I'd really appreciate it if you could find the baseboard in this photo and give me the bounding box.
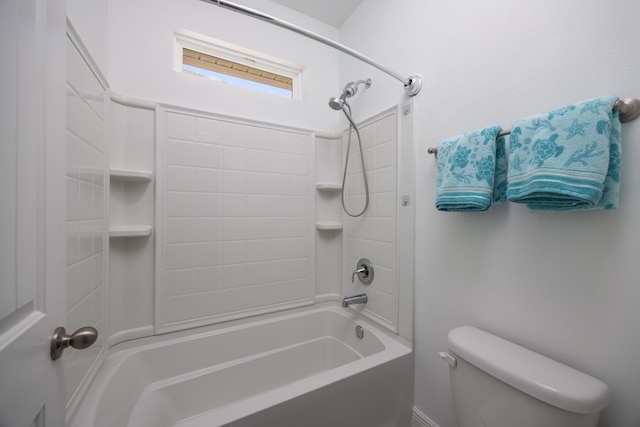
[412,407,440,427]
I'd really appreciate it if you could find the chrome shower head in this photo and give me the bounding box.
[328,78,371,111]
[329,94,347,110]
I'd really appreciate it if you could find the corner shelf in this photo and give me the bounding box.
[109,169,153,239]
[110,169,153,182]
[109,225,153,238]
[316,182,342,232]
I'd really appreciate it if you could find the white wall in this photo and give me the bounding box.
[341,1,640,426]
[66,0,108,72]
[108,0,341,133]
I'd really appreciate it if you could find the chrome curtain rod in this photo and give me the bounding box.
[201,0,423,97]
[427,98,640,156]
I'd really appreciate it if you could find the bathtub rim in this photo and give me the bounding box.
[67,301,412,427]
[110,301,410,355]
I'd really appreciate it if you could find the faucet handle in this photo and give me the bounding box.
[351,258,374,285]
[351,266,366,283]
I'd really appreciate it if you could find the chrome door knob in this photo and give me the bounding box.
[50,326,98,360]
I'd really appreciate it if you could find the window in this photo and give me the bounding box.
[175,29,303,99]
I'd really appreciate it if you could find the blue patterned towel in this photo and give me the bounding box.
[494,134,508,204]
[507,97,622,211]
[436,126,503,212]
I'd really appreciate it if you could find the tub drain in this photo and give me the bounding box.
[355,325,364,339]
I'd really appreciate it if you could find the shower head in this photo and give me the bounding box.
[329,94,348,110]
[328,78,371,111]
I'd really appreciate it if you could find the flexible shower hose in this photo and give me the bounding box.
[340,102,369,217]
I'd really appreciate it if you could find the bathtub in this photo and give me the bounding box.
[68,303,414,427]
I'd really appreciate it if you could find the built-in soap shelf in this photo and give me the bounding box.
[110,168,153,182]
[316,183,342,192]
[109,225,153,238]
[315,222,343,231]
[109,169,153,238]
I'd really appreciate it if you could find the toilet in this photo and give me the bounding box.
[440,326,611,427]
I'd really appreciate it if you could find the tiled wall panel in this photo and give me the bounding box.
[344,110,398,330]
[157,109,314,332]
[65,36,107,404]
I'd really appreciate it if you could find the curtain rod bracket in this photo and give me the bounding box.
[405,75,423,97]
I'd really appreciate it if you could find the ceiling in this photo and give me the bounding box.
[271,0,364,28]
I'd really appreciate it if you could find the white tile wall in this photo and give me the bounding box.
[344,111,398,329]
[158,110,314,331]
[65,36,107,404]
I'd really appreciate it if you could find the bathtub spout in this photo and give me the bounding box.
[342,293,368,307]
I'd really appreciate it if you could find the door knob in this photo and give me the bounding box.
[50,326,98,360]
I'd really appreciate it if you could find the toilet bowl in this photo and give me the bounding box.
[440,326,610,427]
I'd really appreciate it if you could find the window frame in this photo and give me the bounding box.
[174,29,304,100]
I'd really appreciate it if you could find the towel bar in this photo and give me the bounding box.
[427,98,640,157]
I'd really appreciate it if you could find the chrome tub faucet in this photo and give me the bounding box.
[342,293,368,307]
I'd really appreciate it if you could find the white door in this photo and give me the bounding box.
[0,0,68,425]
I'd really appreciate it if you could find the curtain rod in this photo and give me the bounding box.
[427,98,640,156]
[201,0,423,97]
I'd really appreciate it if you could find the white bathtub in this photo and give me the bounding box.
[68,303,414,427]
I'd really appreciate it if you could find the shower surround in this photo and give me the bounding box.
[65,4,415,422]
[156,107,315,331]
[68,91,415,425]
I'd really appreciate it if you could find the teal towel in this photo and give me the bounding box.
[436,126,503,212]
[507,97,622,211]
[494,134,508,204]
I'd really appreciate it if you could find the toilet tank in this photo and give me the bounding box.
[443,326,610,427]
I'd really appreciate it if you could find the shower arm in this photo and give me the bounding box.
[201,0,423,97]
[343,79,372,98]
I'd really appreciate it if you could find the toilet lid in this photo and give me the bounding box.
[448,326,610,414]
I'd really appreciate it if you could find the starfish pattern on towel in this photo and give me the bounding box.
[580,98,611,115]
[563,119,589,139]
